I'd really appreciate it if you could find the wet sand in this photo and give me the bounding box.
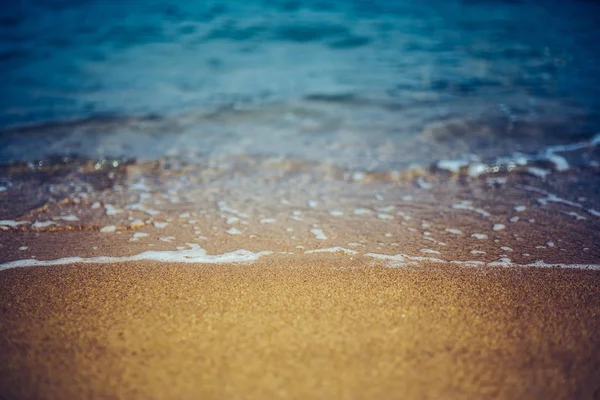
[1,256,600,400]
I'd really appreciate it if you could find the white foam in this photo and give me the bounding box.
[352,171,366,182]
[153,221,168,229]
[100,225,116,233]
[420,249,441,255]
[126,203,160,216]
[0,220,29,228]
[53,214,80,222]
[527,167,551,178]
[470,250,486,255]
[500,246,513,252]
[545,154,570,171]
[259,218,276,224]
[365,252,445,267]
[32,221,57,229]
[133,232,149,239]
[104,204,123,216]
[0,243,271,271]
[563,212,586,220]
[365,252,600,270]
[471,233,487,240]
[467,163,488,178]
[445,228,463,235]
[311,228,327,240]
[0,186,7,192]
[493,224,505,231]
[514,205,527,212]
[226,216,240,224]
[509,216,520,223]
[329,210,343,216]
[452,200,490,217]
[437,159,468,173]
[517,185,600,217]
[307,200,318,208]
[217,201,248,218]
[353,208,371,215]
[226,228,242,235]
[305,247,358,255]
[130,181,151,191]
[377,213,393,220]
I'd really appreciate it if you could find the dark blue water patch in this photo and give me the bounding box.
[328,35,371,49]
[204,23,266,41]
[272,23,350,43]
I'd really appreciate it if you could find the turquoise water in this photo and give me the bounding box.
[1,0,599,166]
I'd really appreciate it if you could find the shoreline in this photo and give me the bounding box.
[1,259,600,399]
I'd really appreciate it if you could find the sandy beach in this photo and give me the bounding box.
[2,1,600,398]
[1,256,600,400]
[1,153,600,399]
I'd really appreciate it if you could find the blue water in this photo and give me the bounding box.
[1,0,599,165]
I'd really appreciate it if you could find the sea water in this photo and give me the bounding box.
[1,0,600,165]
[0,0,599,268]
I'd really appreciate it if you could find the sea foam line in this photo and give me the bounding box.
[365,253,600,270]
[0,243,271,271]
[1,245,599,272]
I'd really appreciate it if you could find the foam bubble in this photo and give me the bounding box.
[311,229,328,240]
[353,208,371,215]
[105,204,123,216]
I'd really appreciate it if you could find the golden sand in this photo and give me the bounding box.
[1,257,599,399]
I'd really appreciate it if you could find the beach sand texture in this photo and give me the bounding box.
[1,260,600,400]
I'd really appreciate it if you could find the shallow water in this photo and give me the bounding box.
[1,0,600,267]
